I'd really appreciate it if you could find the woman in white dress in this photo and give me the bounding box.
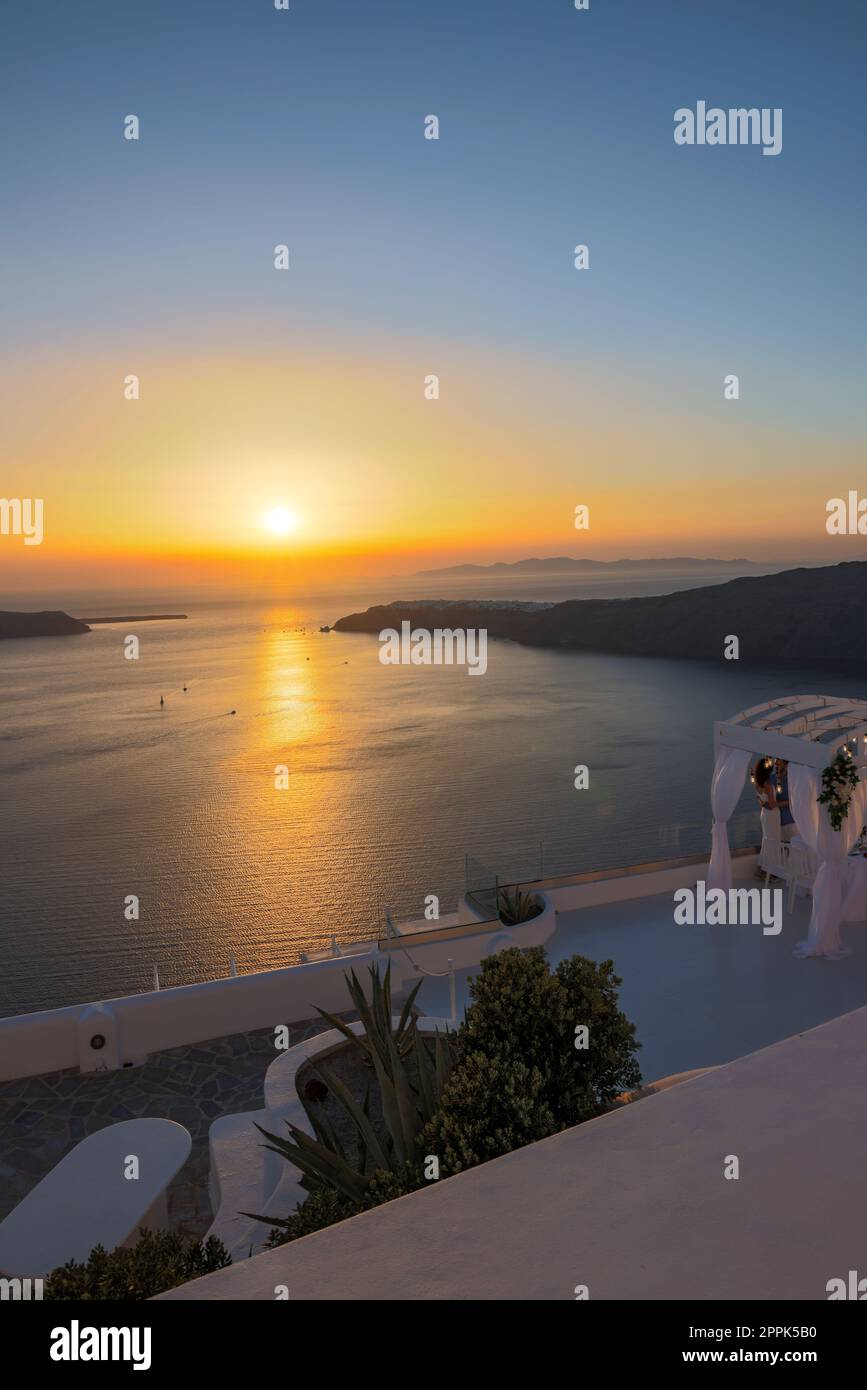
[754,758,781,842]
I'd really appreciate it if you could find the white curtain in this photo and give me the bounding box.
[789,763,867,959]
[707,748,752,893]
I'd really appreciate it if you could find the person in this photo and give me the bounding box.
[754,758,781,843]
[773,759,795,842]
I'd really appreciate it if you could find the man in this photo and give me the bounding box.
[774,759,796,842]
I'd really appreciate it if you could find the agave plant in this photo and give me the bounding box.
[313,960,421,1065]
[496,886,543,926]
[248,962,455,1209]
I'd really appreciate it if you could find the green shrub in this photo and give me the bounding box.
[44,1229,231,1301]
[420,1051,556,1172]
[424,947,641,1174]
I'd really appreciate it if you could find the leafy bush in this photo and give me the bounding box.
[422,947,641,1173]
[44,1229,231,1301]
[420,1051,556,1173]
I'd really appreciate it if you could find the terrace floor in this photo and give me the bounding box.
[413,883,867,1083]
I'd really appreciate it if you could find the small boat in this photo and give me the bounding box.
[319,625,330,633]
[160,696,164,707]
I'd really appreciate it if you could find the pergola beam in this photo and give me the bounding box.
[715,721,833,769]
[717,695,867,768]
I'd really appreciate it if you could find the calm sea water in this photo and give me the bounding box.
[1,569,860,1017]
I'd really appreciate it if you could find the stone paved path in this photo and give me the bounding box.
[0,1015,336,1249]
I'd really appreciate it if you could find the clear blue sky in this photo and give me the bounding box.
[2,1,865,451]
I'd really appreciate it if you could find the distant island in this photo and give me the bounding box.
[0,611,187,640]
[415,555,767,577]
[81,614,188,624]
[334,562,867,666]
[0,611,90,640]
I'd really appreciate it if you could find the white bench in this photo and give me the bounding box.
[0,1118,192,1278]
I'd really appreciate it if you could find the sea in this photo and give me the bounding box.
[1,563,862,1017]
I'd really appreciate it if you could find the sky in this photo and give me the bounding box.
[1,0,866,594]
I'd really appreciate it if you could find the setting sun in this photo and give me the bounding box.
[263,505,299,537]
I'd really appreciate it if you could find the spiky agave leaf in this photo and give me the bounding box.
[363,1039,410,1168]
[302,1091,350,1164]
[409,1030,453,1177]
[363,962,396,1064]
[254,1121,369,1203]
[384,1024,421,1151]
[313,1000,374,1064]
[305,1060,394,1174]
[394,974,425,1054]
[356,1080,372,1176]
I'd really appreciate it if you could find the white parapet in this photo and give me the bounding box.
[0,950,387,1084]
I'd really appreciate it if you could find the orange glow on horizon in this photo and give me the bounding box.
[1,342,861,593]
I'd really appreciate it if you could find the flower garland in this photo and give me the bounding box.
[818,750,860,831]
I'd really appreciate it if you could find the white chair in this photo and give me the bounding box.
[759,836,789,886]
[786,841,819,911]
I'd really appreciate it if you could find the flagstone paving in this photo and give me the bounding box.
[0,1015,344,1247]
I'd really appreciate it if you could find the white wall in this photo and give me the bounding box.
[0,951,387,1084]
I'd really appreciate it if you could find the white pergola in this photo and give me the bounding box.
[709,695,867,960]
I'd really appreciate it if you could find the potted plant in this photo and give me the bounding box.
[496,886,543,926]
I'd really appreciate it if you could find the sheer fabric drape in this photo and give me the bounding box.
[789,764,867,959]
[707,748,752,893]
